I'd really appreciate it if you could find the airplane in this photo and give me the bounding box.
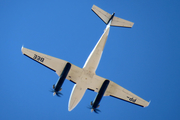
[21,5,149,113]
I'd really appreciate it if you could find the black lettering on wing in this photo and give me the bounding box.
[33,54,37,59]
[40,58,44,62]
[127,96,137,103]
[37,56,41,61]
[33,54,44,63]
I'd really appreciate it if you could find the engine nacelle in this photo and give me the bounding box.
[52,62,71,96]
[90,80,110,113]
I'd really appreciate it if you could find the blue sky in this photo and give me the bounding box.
[1,0,180,120]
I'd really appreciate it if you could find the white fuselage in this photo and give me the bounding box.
[68,21,111,111]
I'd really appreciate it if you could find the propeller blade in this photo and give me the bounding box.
[49,89,63,97]
[56,91,63,97]
[87,105,101,114]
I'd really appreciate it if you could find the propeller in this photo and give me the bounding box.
[50,89,63,97]
[88,101,101,114]
[88,106,101,114]
[50,87,63,97]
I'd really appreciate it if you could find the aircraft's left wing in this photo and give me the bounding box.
[21,47,82,83]
[89,75,149,107]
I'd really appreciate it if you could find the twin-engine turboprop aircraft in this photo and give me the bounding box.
[21,5,149,113]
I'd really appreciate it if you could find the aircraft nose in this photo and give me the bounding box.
[68,95,79,111]
[68,103,74,111]
[68,84,87,111]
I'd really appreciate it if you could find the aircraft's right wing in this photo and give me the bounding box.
[21,47,82,83]
[89,75,149,107]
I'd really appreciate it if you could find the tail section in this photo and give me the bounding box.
[91,5,134,28]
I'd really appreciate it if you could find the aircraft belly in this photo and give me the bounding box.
[83,27,110,73]
[68,83,87,111]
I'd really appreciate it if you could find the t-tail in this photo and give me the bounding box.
[91,5,134,28]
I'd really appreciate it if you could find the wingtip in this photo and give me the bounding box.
[148,100,151,106]
[144,100,151,108]
[21,45,24,51]
[21,45,24,54]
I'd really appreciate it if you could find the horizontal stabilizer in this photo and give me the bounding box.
[111,16,134,28]
[91,5,112,24]
[91,5,134,28]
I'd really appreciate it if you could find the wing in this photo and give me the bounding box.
[88,75,149,107]
[21,47,82,83]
